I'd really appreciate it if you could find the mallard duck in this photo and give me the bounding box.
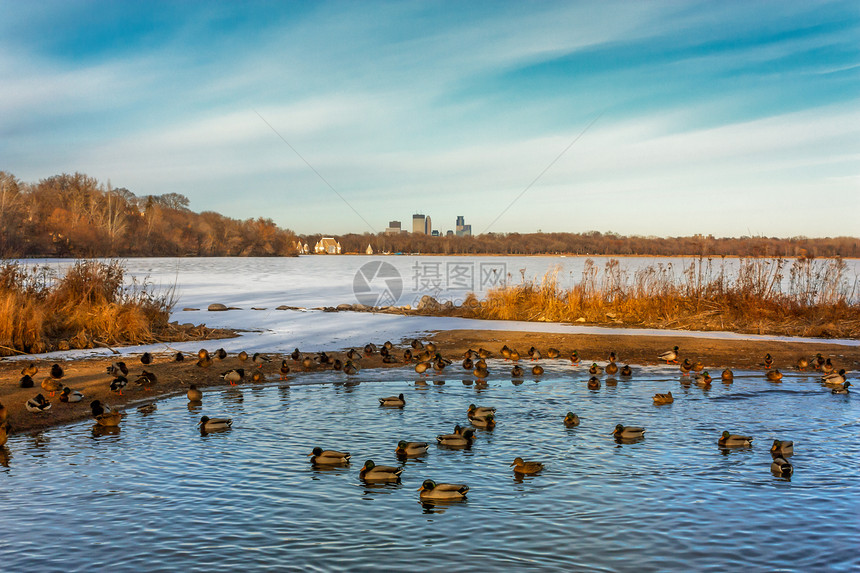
[473,366,489,379]
[569,350,580,364]
[653,392,674,404]
[831,381,851,394]
[563,412,580,427]
[332,359,343,371]
[19,375,34,388]
[721,369,734,381]
[95,410,122,427]
[433,359,447,373]
[530,348,542,361]
[500,345,512,359]
[718,431,753,447]
[107,361,128,376]
[402,349,413,362]
[309,447,350,464]
[821,369,846,386]
[344,361,359,375]
[546,348,560,359]
[511,365,524,377]
[822,359,836,375]
[418,479,468,501]
[659,346,679,364]
[21,362,38,377]
[26,394,51,413]
[605,362,618,375]
[395,441,429,457]
[814,353,825,369]
[415,361,430,375]
[252,353,271,368]
[612,424,645,439]
[359,459,403,481]
[301,356,313,370]
[383,340,393,351]
[59,387,83,403]
[198,416,232,432]
[198,348,210,361]
[173,351,185,362]
[588,363,603,375]
[468,404,496,418]
[410,339,424,350]
[679,359,693,375]
[425,342,437,353]
[474,357,487,369]
[437,428,475,447]
[587,377,600,390]
[251,371,264,382]
[137,403,157,414]
[278,360,291,379]
[620,365,632,377]
[110,375,128,394]
[694,371,712,386]
[140,352,152,365]
[766,370,783,382]
[692,361,704,373]
[220,369,245,385]
[187,384,203,401]
[379,393,405,407]
[41,377,63,396]
[532,365,544,376]
[763,353,774,369]
[462,357,474,370]
[510,457,544,474]
[214,348,227,360]
[770,439,794,457]
[364,343,377,356]
[50,363,64,380]
[771,456,793,477]
[795,357,808,370]
[509,349,521,362]
[197,355,212,368]
[477,348,492,359]
[237,350,249,362]
[471,413,495,429]
[135,370,157,388]
[90,400,112,417]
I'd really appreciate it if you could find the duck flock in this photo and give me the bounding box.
[0,341,852,497]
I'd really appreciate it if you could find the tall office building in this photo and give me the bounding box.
[455,215,472,236]
[385,220,402,235]
[412,214,426,234]
[425,215,432,235]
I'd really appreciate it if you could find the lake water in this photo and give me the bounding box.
[2,362,858,571]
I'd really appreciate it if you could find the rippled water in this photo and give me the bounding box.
[2,364,858,572]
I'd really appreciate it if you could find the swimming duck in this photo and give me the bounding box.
[138,403,157,414]
[510,457,544,474]
[679,359,693,376]
[309,447,350,465]
[471,413,495,429]
[415,361,430,375]
[821,369,846,386]
[140,352,152,365]
[612,424,645,439]
[238,351,249,362]
[214,348,227,360]
[763,353,774,369]
[220,369,245,386]
[721,369,734,381]
[359,459,403,482]
[605,362,618,375]
[462,357,474,370]
[95,410,122,427]
[766,370,783,382]
[795,357,808,370]
[694,371,712,386]
[279,360,291,379]
[395,441,429,457]
[59,387,84,403]
[437,428,475,447]
[379,393,405,407]
[19,375,34,388]
[563,412,580,427]
[770,440,794,457]
[569,351,580,365]
[653,392,674,404]
[831,381,851,394]
[198,416,232,432]
[467,404,496,418]
[50,363,64,380]
[252,353,271,368]
[173,352,185,362]
[418,479,469,501]
[771,456,793,477]
[473,366,489,379]
[588,363,603,375]
[659,346,679,364]
[21,362,38,377]
[511,365,524,377]
[187,384,203,401]
[474,358,487,369]
[251,371,264,382]
[26,394,51,413]
[532,365,544,376]
[587,377,600,390]
[620,365,632,377]
[41,377,63,396]
[718,431,753,447]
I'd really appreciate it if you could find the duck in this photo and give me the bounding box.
[679,359,693,376]
[620,365,632,377]
[766,370,783,382]
[309,447,350,465]
[140,352,152,365]
[395,441,429,457]
[364,343,377,357]
[40,376,64,396]
[612,424,645,439]
[653,392,674,404]
[771,456,793,477]
[0,423,7,447]
[718,431,753,447]
[332,359,343,371]
[588,363,603,375]
[763,353,774,369]
[359,459,403,481]
[252,353,271,368]
[187,384,203,401]
[59,387,84,403]
[251,371,265,383]
[437,428,475,447]
[721,369,734,382]
[530,348,542,361]
[694,371,712,386]
[511,365,524,377]
[473,365,489,379]
[814,353,826,369]
[691,361,704,373]
[500,345,512,360]
[21,362,38,377]
[301,356,313,370]
[795,357,808,370]
[418,479,469,501]
[198,416,232,432]
[478,348,492,359]
[509,349,521,362]
[831,381,851,394]
[198,348,210,361]
[214,348,227,360]
[770,440,794,457]
[95,410,122,427]
[563,412,580,427]
[238,350,249,362]
[467,404,496,418]
[569,351,580,365]
[587,377,600,390]
[220,369,245,386]
[546,348,560,359]
[659,346,679,364]
[821,369,846,386]
[343,361,359,375]
[26,394,51,413]
[402,349,413,362]
[605,362,618,375]
[462,357,474,370]
[379,393,405,407]
[279,360,291,379]
[608,351,617,363]
[173,352,185,362]
[196,354,212,368]
[137,403,157,414]
[471,413,495,429]
[414,361,430,375]
[19,374,35,388]
[822,359,835,375]
[532,365,544,376]
[510,457,544,475]
[109,375,128,395]
[433,359,447,373]
[50,363,64,380]
[90,400,112,417]
[135,370,157,389]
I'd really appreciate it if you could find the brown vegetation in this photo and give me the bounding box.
[458,257,860,338]
[0,171,298,257]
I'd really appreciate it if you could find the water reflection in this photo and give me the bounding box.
[91,425,121,438]
[186,400,203,412]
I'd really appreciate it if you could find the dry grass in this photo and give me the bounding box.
[462,257,860,338]
[0,260,177,355]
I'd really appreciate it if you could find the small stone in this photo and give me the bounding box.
[208,303,228,311]
[575,317,586,323]
[182,307,200,311]
[336,303,352,311]
[251,307,267,311]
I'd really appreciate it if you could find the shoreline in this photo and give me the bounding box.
[2,328,856,437]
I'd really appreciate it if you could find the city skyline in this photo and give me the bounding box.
[1,1,858,238]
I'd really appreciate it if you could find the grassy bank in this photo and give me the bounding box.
[461,257,860,338]
[0,260,185,356]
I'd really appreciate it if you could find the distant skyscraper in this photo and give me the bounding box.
[412,214,426,234]
[455,215,472,237]
[385,220,402,235]
[425,215,432,235]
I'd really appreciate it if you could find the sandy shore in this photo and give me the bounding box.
[2,329,856,436]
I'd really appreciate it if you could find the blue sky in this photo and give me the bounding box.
[1,1,858,237]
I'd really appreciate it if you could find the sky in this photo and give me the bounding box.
[1,1,858,238]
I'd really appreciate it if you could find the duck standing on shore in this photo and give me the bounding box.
[659,346,679,364]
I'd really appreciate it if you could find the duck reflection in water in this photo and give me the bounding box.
[187,400,203,413]
[91,425,121,438]
[0,446,10,468]
[223,388,244,407]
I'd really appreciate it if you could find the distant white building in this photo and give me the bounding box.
[314,237,342,254]
[366,244,374,255]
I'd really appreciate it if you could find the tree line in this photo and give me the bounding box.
[0,171,299,257]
